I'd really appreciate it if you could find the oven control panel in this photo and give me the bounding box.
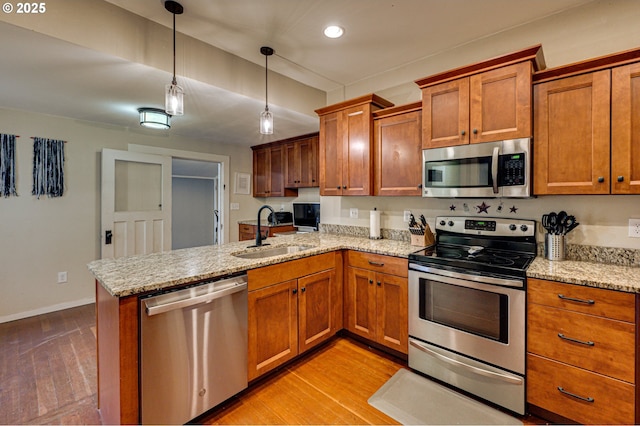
[436,216,535,237]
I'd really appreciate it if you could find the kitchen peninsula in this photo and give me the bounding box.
[89,230,640,425]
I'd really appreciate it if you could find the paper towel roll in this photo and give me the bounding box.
[370,209,381,239]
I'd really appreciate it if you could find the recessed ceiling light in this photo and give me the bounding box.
[323,25,344,39]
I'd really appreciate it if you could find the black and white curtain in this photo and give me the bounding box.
[0,133,18,197]
[32,137,65,198]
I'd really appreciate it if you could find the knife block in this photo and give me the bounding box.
[409,225,435,247]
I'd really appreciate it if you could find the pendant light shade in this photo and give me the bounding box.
[138,108,171,129]
[164,1,184,116]
[260,46,274,135]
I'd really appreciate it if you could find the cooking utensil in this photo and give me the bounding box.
[556,211,567,235]
[542,212,558,234]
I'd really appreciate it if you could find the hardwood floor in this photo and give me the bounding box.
[0,304,100,425]
[1,304,547,425]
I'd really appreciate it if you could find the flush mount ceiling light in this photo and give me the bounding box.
[164,0,184,116]
[138,108,171,129]
[323,25,344,38]
[259,46,274,135]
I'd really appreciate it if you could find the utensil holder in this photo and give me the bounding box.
[545,233,565,261]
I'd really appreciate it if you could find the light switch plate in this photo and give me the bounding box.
[404,210,411,222]
[629,219,640,238]
[230,203,240,210]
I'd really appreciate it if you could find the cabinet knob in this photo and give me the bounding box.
[292,289,298,294]
[473,129,478,134]
[618,176,624,182]
[337,186,341,190]
[597,176,605,183]
[301,287,306,292]
[417,184,423,189]
[376,281,381,287]
[461,130,466,136]
[342,185,347,189]
[369,279,373,284]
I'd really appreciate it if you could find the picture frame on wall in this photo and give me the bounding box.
[234,172,251,195]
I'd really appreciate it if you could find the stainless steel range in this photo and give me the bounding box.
[408,216,536,415]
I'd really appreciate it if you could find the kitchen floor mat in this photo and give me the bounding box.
[368,368,523,425]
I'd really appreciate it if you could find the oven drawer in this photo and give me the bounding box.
[527,354,635,425]
[528,278,635,322]
[348,251,408,277]
[528,303,635,383]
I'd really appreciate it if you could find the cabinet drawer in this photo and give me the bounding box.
[528,278,635,322]
[528,303,635,383]
[248,252,335,291]
[527,354,635,425]
[239,224,255,234]
[347,251,408,278]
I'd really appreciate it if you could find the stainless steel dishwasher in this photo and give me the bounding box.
[140,274,248,425]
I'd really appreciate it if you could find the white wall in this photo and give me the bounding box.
[0,107,258,322]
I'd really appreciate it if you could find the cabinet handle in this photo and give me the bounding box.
[376,281,381,286]
[368,261,384,267]
[473,128,478,134]
[557,386,594,403]
[417,184,423,189]
[557,294,595,305]
[292,289,298,294]
[558,333,595,346]
[301,287,306,292]
[369,279,374,284]
[343,185,347,189]
[597,176,605,183]
[618,176,624,182]
[461,130,466,136]
[336,186,341,190]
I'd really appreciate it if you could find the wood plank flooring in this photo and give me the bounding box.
[1,304,547,425]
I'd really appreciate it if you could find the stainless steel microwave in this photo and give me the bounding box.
[422,138,532,198]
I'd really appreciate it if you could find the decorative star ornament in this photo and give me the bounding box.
[510,205,518,213]
[449,204,456,211]
[476,201,490,214]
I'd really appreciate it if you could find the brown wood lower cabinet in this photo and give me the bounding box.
[526,278,637,424]
[345,251,408,354]
[247,252,342,381]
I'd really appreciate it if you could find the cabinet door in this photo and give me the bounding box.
[470,62,532,143]
[284,142,298,188]
[533,70,611,195]
[298,269,334,353]
[375,273,408,354]
[422,78,470,148]
[374,110,422,196]
[248,280,298,381]
[612,62,640,194]
[298,136,318,188]
[268,145,286,197]
[342,104,373,195]
[253,147,270,197]
[319,111,343,195]
[346,267,376,340]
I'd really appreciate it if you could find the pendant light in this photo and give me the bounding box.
[164,1,184,116]
[259,46,274,135]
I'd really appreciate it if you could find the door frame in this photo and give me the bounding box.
[129,144,230,245]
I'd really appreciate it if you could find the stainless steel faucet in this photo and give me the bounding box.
[253,205,275,247]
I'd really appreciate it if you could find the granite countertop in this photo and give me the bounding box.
[88,233,417,298]
[527,257,640,293]
[238,220,294,227]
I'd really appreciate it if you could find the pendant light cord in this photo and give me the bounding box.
[172,11,177,85]
[264,53,269,110]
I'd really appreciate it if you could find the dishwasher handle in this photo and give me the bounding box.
[145,277,247,316]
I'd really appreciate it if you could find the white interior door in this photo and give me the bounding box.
[101,148,171,259]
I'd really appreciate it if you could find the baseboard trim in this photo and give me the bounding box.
[0,297,95,324]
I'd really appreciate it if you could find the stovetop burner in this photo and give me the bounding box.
[409,216,537,279]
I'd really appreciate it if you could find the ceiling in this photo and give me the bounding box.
[0,0,595,146]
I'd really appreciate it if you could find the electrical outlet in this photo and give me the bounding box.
[629,219,640,238]
[403,210,411,222]
[57,271,67,284]
[349,208,358,219]
[230,203,240,210]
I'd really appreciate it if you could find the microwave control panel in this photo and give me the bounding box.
[498,153,526,186]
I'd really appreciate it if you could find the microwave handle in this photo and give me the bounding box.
[491,146,499,194]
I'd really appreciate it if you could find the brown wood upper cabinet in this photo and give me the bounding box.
[533,47,640,195]
[252,144,296,197]
[416,45,544,148]
[284,134,319,188]
[373,102,423,196]
[315,94,394,196]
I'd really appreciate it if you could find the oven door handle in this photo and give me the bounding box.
[409,340,523,385]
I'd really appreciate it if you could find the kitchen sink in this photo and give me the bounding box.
[231,245,316,259]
